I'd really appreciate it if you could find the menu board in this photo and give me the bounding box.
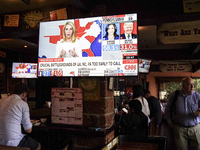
[51,88,83,125]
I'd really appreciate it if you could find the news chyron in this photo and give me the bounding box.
[38,13,138,77]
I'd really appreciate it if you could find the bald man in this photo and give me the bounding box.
[165,77,200,150]
[120,22,137,39]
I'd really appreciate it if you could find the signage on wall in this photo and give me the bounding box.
[157,21,200,44]
[22,10,43,29]
[49,8,67,21]
[51,88,83,125]
[183,0,200,13]
[159,62,192,72]
[4,15,19,27]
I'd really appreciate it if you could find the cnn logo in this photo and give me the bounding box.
[125,65,136,70]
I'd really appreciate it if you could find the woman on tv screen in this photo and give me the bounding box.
[17,63,27,73]
[103,23,119,40]
[55,21,82,58]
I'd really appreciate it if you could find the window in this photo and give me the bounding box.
[193,78,200,93]
[158,77,200,100]
[161,82,181,100]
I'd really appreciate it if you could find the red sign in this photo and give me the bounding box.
[123,59,138,64]
[123,53,138,56]
[120,44,137,50]
[39,58,64,62]
[125,65,136,70]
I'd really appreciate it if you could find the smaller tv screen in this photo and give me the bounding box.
[113,91,120,97]
[12,62,37,78]
[139,59,152,73]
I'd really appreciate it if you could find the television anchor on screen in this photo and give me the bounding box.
[120,22,137,39]
[17,64,27,73]
[55,21,82,58]
[103,23,119,40]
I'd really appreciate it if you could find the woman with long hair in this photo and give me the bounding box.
[55,21,82,58]
[103,23,119,40]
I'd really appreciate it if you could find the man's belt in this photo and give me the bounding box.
[174,122,199,128]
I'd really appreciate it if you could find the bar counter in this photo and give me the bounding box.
[29,120,119,150]
[33,123,119,137]
[32,122,119,137]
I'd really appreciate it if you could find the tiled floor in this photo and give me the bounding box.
[157,120,177,150]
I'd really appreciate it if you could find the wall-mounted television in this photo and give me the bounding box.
[139,59,152,73]
[12,62,37,78]
[38,13,138,77]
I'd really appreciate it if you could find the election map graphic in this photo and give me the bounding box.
[39,18,102,58]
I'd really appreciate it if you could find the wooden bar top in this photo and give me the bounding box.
[0,145,30,150]
[116,142,158,150]
[32,122,119,137]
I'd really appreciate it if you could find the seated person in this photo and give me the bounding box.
[0,83,41,150]
[116,100,148,139]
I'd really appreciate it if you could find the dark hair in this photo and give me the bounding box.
[132,84,143,98]
[143,89,150,95]
[104,24,119,38]
[13,83,29,95]
[129,100,142,113]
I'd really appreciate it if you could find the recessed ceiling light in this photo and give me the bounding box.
[24,45,27,48]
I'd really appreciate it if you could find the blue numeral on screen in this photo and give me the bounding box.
[103,45,120,51]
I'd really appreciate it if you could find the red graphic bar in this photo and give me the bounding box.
[39,58,64,62]
[123,53,138,56]
[120,44,138,50]
[123,59,138,64]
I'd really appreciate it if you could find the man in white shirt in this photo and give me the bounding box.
[0,83,41,150]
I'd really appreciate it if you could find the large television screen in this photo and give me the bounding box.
[38,13,138,77]
[12,63,38,78]
[139,59,152,73]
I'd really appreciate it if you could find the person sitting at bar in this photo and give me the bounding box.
[0,83,41,150]
[116,100,148,139]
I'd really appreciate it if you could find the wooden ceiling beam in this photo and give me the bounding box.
[0,30,39,39]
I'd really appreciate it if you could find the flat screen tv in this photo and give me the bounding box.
[12,62,37,78]
[38,13,138,77]
[139,59,152,73]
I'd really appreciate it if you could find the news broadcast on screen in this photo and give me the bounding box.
[38,13,138,77]
[139,59,152,73]
[12,62,38,78]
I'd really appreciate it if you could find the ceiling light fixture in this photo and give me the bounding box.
[21,0,30,5]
